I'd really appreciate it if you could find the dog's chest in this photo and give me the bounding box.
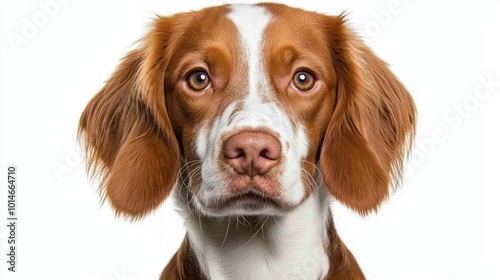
[182,188,331,280]
[206,237,326,280]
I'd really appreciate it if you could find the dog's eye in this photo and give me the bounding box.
[292,71,316,92]
[187,71,211,91]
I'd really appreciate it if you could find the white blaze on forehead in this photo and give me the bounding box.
[227,4,272,107]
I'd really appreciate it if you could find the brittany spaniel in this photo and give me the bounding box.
[79,3,416,280]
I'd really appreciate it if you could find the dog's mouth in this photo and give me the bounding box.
[222,190,280,210]
[197,189,295,216]
[188,174,305,216]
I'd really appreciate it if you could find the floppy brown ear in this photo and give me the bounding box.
[78,21,181,218]
[319,16,416,215]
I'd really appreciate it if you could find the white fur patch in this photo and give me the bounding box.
[227,4,272,106]
[179,179,331,280]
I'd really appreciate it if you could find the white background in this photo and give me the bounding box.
[1,0,499,279]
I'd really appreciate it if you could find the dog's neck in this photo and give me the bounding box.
[174,186,332,280]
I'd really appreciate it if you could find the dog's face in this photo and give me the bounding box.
[79,3,415,218]
[166,5,336,216]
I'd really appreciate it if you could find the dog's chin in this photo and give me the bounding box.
[193,192,298,217]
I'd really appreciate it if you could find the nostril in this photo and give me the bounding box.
[235,148,245,158]
[259,149,269,159]
[259,148,278,160]
[223,146,245,159]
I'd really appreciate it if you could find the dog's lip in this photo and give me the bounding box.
[220,190,280,208]
[197,189,298,215]
[227,191,274,203]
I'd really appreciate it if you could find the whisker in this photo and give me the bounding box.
[177,160,202,186]
[180,162,202,185]
[199,215,203,235]
[242,216,269,247]
[240,216,250,228]
[272,216,283,231]
[221,216,231,249]
[300,167,317,192]
[178,164,201,217]
[301,160,323,190]
[176,161,204,217]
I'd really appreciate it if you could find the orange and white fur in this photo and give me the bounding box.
[79,3,416,280]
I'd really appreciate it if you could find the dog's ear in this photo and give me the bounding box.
[319,16,416,215]
[78,17,184,219]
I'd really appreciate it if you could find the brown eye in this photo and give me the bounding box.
[187,70,210,91]
[292,71,315,91]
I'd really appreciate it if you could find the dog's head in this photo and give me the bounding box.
[79,3,415,219]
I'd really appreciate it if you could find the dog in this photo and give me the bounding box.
[79,3,416,279]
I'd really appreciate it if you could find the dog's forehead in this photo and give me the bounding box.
[226,4,272,43]
[220,4,330,75]
[165,4,329,75]
[223,5,272,106]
